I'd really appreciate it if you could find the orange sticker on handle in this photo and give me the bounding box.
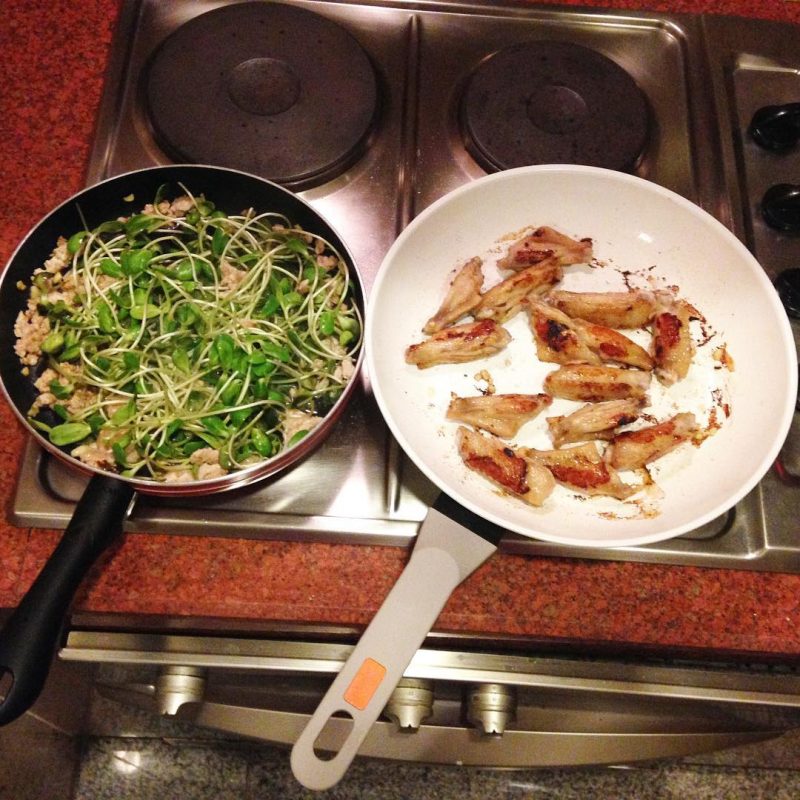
[343,657,387,710]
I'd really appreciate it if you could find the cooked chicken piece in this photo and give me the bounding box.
[497,226,593,271]
[548,290,657,329]
[520,442,636,500]
[447,393,553,438]
[423,256,484,334]
[525,298,601,366]
[405,319,512,369]
[457,426,555,506]
[605,412,699,471]
[543,364,651,402]
[474,259,562,323]
[652,294,695,385]
[572,318,654,371]
[547,398,643,448]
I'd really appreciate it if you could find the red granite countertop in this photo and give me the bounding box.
[2,0,800,661]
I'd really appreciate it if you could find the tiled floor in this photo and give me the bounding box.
[8,670,800,799]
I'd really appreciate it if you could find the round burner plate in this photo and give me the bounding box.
[145,2,378,187]
[461,41,650,172]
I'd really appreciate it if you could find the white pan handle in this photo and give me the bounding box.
[290,500,499,791]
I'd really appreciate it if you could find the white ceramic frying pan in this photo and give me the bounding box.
[291,165,797,789]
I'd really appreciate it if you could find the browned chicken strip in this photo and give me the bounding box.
[447,393,553,438]
[547,398,643,448]
[543,364,651,402]
[548,290,656,329]
[497,226,593,271]
[457,426,555,506]
[605,412,699,471]
[474,259,562,323]
[572,318,654,371]
[520,442,636,500]
[652,294,695,386]
[405,319,512,369]
[525,298,601,366]
[423,256,484,334]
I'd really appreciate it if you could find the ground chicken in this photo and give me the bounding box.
[72,442,115,470]
[333,357,355,383]
[283,409,322,445]
[189,447,221,466]
[14,308,50,365]
[316,254,338,269]
[42,237,70,273]
[220,259,247,293]
[162,448,226,483]
[66,388,98,415]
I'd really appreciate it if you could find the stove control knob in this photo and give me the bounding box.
[383,678,434,731]
[775,269,800,319]
[749,103,800,151]
[466,682,517,736]
[761,184,800,233]
[154,665,207,716]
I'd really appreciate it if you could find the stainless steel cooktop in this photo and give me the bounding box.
[12,0,800,571]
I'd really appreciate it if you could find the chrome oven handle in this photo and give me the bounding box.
[188,699,779,768]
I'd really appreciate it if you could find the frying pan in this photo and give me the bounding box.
[291,165,797,789]
[0,165,365,725]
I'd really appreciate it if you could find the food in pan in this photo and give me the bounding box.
[423,256,484,334]
[404,319,511,368]
[546,398,643,448]
[497,226,593,271]
[525,297,601,366]
[543,364,652,402]
[14,190,362,481]
[456,426,555,506]
[406,223,728,514]
[446,393,552,438]
[652,294,696,386]
[473,259,562,322]
[519,442,636,501]
[604,412,699,471]
[548,289,657,329]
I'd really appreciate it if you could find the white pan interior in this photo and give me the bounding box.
[366,165,797,547]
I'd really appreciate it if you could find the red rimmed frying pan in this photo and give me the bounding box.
[0,165,365,724]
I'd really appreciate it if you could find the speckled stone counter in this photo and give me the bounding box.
[2,0,800,661]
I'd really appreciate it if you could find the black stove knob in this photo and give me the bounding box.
[761,184,800,232]
[749,103,800,151]
[775,269,800,319]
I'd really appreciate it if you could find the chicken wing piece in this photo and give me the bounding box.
[405,319,511,369]
[547,398,643,448]
[497,226,593,271]
[525,298,601,366]
[652,294,695,386]
[543,364,651,402]
[423,256,484,334]
[457,426,555,506]
[447,393,553,438]
[572,318,654,371]
[605,412,699,471]
[548,290,656,329]
[474,259,562,323]
[520,442,636,500]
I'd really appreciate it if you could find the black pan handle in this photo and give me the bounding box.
[0,474,134,725]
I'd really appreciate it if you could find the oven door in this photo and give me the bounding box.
[60,631,800,767]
